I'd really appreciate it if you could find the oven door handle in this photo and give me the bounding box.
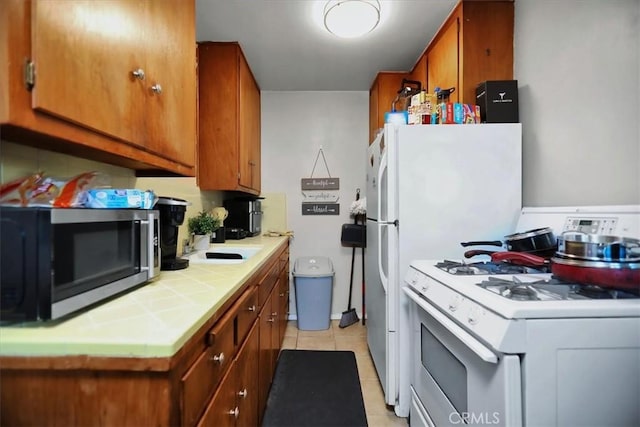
[404,287,498,364]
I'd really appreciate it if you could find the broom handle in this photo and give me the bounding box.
[347,201,359,310]
[348,246,355,309]
[361,224,366,325]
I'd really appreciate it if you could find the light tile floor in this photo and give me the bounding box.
[281,320,408,427]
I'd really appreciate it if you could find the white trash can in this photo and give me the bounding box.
[293,256,334,331]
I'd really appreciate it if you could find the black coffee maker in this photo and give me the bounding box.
[156,196,190,270]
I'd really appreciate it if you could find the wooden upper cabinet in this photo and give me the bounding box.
[425,0,514,104]
[239,52,261,191]
[408,54,428,93]
[31,1,147,146]
[144,0,196,168]
[458,1,514,104]
[400,0,514,108]
[197,42,261,195]
[368,71,407,143]
[427,15,460,102]
[0,0,196,175]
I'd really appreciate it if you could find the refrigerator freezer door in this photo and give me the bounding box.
[366,130,382,221]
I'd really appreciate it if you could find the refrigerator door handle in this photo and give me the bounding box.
[377,150,387,223]
[377,222,388,292]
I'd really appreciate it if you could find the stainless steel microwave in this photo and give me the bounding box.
[0,207,160,321]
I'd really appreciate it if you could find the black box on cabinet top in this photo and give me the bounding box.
[475,80,519,123]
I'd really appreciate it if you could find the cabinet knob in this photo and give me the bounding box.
[131,68,145,80]
[279,292,285,297]
[151,84,162,94]
[248,305,256,312]
[267,318,275,323]
[210,352,225,365]
[271,312,278,317]
[228,407,239,418]
[238,388,248,398]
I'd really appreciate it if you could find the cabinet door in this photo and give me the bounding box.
[369,72,406,144]
[257,291,275,420]
[236,322,259,427]
[459,1,514,104]
[31,0,146,145]
[368,80,379,143]
[197,363,238,427]
[238,52,260,191]
[269,282,281,369]
[144,0,196,168]
[427,16,459,103]
[408,54,428,93]
[278,269,289,349]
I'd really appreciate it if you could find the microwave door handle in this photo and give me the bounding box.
[140,215,157,280]
[403,287,498,364]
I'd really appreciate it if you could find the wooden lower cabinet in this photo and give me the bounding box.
[198,322,259,427]
[0,241,289,427]
[257,280,278,421]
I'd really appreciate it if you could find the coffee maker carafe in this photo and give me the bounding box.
[156,197,190,270]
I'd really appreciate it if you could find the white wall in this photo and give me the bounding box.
[261,91,368,320]
[515,0,640,206]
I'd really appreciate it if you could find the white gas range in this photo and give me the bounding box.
[403,206,640,427]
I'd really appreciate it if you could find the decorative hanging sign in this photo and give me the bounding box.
[302,203,340,215]
[301,177,340,190]
[301,147,340,215]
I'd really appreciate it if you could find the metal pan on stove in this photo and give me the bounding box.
[461,227,557,259]
[488,251,640,292]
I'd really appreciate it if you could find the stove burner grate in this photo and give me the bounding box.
[503,285,540,301]
[436,260,549,275]
[477,276,640,300]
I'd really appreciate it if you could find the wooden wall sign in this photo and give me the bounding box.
[302,203,340,215]
[301,147,340,215]
[301,178,340,190]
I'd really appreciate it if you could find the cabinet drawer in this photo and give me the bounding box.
[258,260,279,309]
[182,310,235,426]
[235,286,258,346]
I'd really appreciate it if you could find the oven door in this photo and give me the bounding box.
[404,287,522,427]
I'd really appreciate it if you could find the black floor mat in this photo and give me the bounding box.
[262,350,368,427]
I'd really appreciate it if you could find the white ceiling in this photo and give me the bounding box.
[195,0,458,91]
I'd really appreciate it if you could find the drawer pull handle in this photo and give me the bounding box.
[271,312,278,317]
[238,388,248,398]
[131,68,145,80]
[279,292,285,297]
[229,407,239,418]
[248,305,256,312]
[211,352,225,365]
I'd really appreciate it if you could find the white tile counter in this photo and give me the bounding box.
[0,236,289,358]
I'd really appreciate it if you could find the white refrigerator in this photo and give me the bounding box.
[365,123,523,417]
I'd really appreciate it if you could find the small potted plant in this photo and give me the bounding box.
[188,211,221,250]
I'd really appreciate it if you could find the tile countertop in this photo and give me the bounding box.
[0,236,289,359]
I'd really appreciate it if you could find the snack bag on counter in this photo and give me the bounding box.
[0,171,109,207]
[52,171,108,207]
[0,172,57,207]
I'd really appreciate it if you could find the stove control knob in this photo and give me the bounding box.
[468,308,481,325]
[448,296,461,312]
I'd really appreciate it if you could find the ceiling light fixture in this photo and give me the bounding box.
[324,0,381,38]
